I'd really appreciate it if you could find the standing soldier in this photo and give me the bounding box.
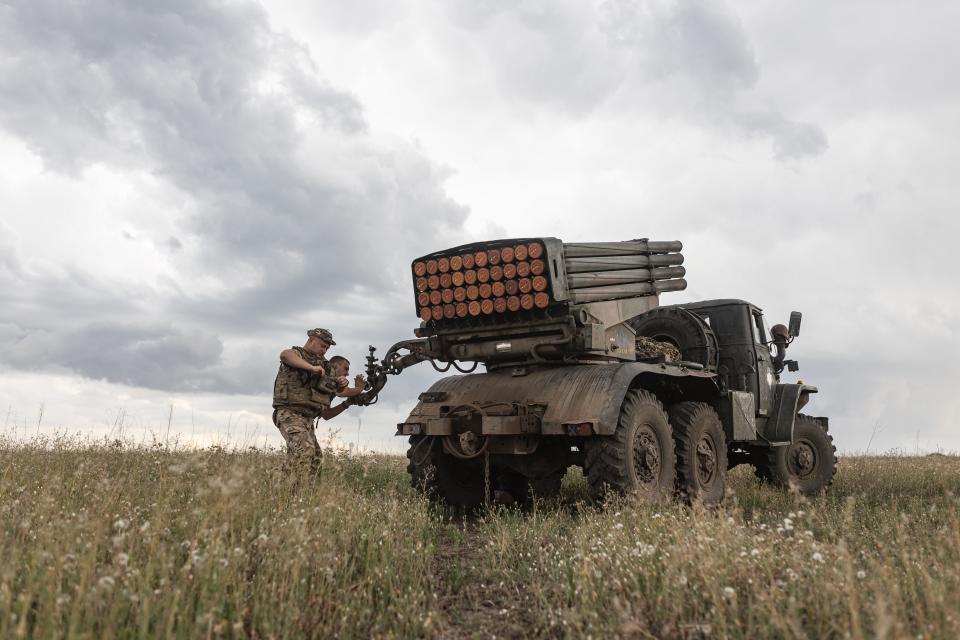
[272,328,351,476]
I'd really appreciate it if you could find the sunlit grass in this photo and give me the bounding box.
[2,436,958,638]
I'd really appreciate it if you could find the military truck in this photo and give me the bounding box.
[353,237,836,507]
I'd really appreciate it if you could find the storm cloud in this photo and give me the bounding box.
[436,0,827,159]
[0,0,469,391]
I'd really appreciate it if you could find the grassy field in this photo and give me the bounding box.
[1,438,959,639]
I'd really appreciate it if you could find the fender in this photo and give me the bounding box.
[403,362,717,436]
[765,383,819,444]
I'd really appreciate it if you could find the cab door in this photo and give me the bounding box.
[751,310,775,417]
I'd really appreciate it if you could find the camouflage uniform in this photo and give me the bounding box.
[272,340,345,475]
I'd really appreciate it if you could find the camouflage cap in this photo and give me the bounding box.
[307,328,336,345]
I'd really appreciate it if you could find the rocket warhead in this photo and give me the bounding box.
[410,237,686,334]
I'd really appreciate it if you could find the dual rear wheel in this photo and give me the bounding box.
[583,395,837,503]
[583,392,727,505]
[405,436,566,509]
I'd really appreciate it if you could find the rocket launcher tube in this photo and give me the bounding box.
[563,240,683,257]
[564,253,684,273]
[567,266,686,288]
[567,278,687,303]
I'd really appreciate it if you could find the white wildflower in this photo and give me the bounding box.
[750,549,760,557]
[812,552,823,563]
[857,570,867,580]
[723,586,736,599]
[97,576,115,590]
[113,519,129,531]
[115,553,129,567]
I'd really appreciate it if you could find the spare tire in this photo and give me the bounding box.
[628,307,718,369]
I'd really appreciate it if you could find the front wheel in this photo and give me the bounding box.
[757,415,837,495]
[584,389,676,502]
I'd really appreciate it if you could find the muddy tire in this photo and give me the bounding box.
[756,415,837,495]
[669,402,727,504]
[584,390,675,502]
[406,436,484,508]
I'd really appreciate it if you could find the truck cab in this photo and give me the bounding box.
[666,300,777,417]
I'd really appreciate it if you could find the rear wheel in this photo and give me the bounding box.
[584,390,675,502]
[406,436,484,507]
[756,415,837,495]
[669,402,727,504]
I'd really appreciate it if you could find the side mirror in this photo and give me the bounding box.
[788,311,802,338]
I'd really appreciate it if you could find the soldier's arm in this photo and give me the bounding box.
[320,402,350,420]
[280,348,324,375]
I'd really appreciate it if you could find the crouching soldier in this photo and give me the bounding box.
[272,328,360,476]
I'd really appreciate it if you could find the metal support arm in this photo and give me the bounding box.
[348,339,434,406]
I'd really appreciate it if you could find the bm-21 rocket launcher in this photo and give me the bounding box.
[353,236,836,508]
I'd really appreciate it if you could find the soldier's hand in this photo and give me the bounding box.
[311,364,325,376]
[354,374,366,388]
[337,375,349,387]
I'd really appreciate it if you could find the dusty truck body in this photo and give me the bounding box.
[354,238,837,507]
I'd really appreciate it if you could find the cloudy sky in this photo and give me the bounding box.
[1,0,957,453]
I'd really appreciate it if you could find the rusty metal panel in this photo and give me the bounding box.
[482,415,523,435]
[423,417,453,435]
[405,363,716,436]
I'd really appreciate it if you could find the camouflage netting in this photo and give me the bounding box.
[635,336,681,362]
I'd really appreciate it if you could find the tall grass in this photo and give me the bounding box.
[0,437,439,638]
[2,436,958,638]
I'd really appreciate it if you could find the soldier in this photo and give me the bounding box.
[272,328,356,476]
[320,356,366,421]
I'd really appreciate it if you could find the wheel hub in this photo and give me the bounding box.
[789,440,817,478]
[696,435,717,484]
[633,426,662,484]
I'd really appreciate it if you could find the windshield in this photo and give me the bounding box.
[752,311,771,346]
